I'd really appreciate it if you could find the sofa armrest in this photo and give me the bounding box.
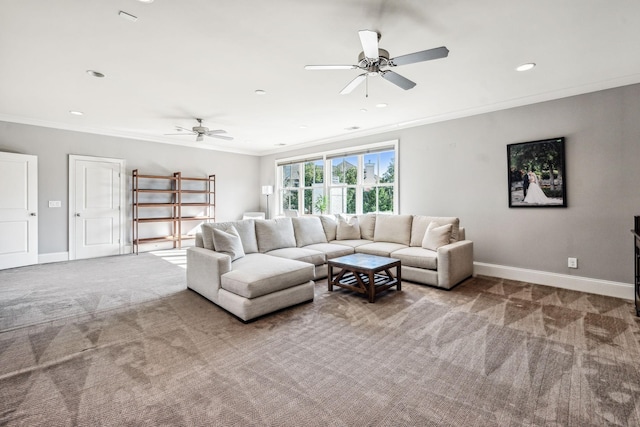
[436,240,474,289]
[186,247,232,303]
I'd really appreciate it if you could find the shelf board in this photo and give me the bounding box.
[135,203,178,207]
[181,177,214,182]
[135,174,178,180]
[180,190,214,194]
[135,235,196,244]
[137,217,177,223]
[181,216,214,221]
[134,189,178,193]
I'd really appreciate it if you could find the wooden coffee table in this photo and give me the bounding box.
[327,253,401,303]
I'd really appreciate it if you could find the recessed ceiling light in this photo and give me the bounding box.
[255,89,266,95]
[376,103,388,108]
[69,110,83,116]
[516,63,536,72]
[275,143,287,146]
[138,0,154,3]
[299,125,308,129]
[360,108,368,113]
[345,126,360,131]
[86,70,105,78]
[118,11,138,22]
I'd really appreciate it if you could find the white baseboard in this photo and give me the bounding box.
[38,252,69,264]
[473,262,634,301]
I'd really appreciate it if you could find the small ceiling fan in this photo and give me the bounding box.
[305,29,449,95]
[165,118,233,141]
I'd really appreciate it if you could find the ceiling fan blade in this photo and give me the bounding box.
[196,134,204,142]
[174,126,197,133]
[205,129,226,135]
[390,46,449,66]
[304,65,358,70]
[207,134,234,141]
[165,132,194,136]
[340,74,367,95]
[381,71,416,90]
[358,30,379,60]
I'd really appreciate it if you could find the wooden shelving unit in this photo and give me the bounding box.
[132,169,215,254]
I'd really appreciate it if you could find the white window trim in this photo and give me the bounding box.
[273,140,399,216]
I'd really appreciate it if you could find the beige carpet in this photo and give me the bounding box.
[0,253,186,332]
[1,256,639,426]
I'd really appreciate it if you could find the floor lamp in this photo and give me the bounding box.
[261,185,273,219]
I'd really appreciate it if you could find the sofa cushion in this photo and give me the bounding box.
[330,239,372,248]
[221,254,314,299]
[410,216,460,246]
[303,243,354,260]
[355,242,408,257]
[319,215,338,241]
[211,225,245,261]
[336,215,361,240]
[202,220,259,254]
[422,222,453,251]
[266,247,325,266]
[292,216,327,247]
[357,214,377,240]
[255,218,296,253]
[391,247,438,270]
[373,214,413,245]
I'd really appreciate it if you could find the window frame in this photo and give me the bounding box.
[274,140,398,216]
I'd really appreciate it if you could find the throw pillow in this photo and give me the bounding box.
[211,225,245,261]
[319,215,337,241]
[421,222,453,251]
[336,215,361,240]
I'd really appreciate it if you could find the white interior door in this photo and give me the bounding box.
[0,152,38,269]
[70,155,124,260]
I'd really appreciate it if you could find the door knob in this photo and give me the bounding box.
[75,213,81,217]
[30,212,36,216]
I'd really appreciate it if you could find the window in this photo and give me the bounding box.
[276,141,397,216]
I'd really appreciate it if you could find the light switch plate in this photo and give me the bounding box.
[48,200,62,208]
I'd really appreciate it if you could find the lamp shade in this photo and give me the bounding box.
[261,185,273,195]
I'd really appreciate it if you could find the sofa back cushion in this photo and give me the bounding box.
[410,216,460,246]
[336,215,361,240]
[211,225,245,261]
[255,218,297,253]
[373,214,412,245]
[292,216,328,247]
[202,219,259,253]
[319,215,338,241]
[357,214,377,240]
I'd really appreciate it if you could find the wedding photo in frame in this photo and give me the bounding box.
[507,137,567,208]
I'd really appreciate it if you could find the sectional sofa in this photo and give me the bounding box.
[187,214,473,321]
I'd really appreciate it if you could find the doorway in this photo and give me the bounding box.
[0,152,38,269]
[69,155,125,260]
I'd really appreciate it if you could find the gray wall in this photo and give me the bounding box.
[259,84,640,284]
[0,122,261,254]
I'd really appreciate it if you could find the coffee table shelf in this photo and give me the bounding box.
[328,253,401,303]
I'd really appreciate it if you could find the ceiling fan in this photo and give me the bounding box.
[165,118,233,142]
[305,29,449,95]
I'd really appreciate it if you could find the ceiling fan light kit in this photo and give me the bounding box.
[305,29,449,95]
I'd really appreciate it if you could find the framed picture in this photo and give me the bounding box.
[507,137,567,208]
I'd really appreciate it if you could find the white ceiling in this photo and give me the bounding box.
[2,0,640,156]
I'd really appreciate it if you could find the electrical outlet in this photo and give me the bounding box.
[568,257,578,269]
[48,200,62,208]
